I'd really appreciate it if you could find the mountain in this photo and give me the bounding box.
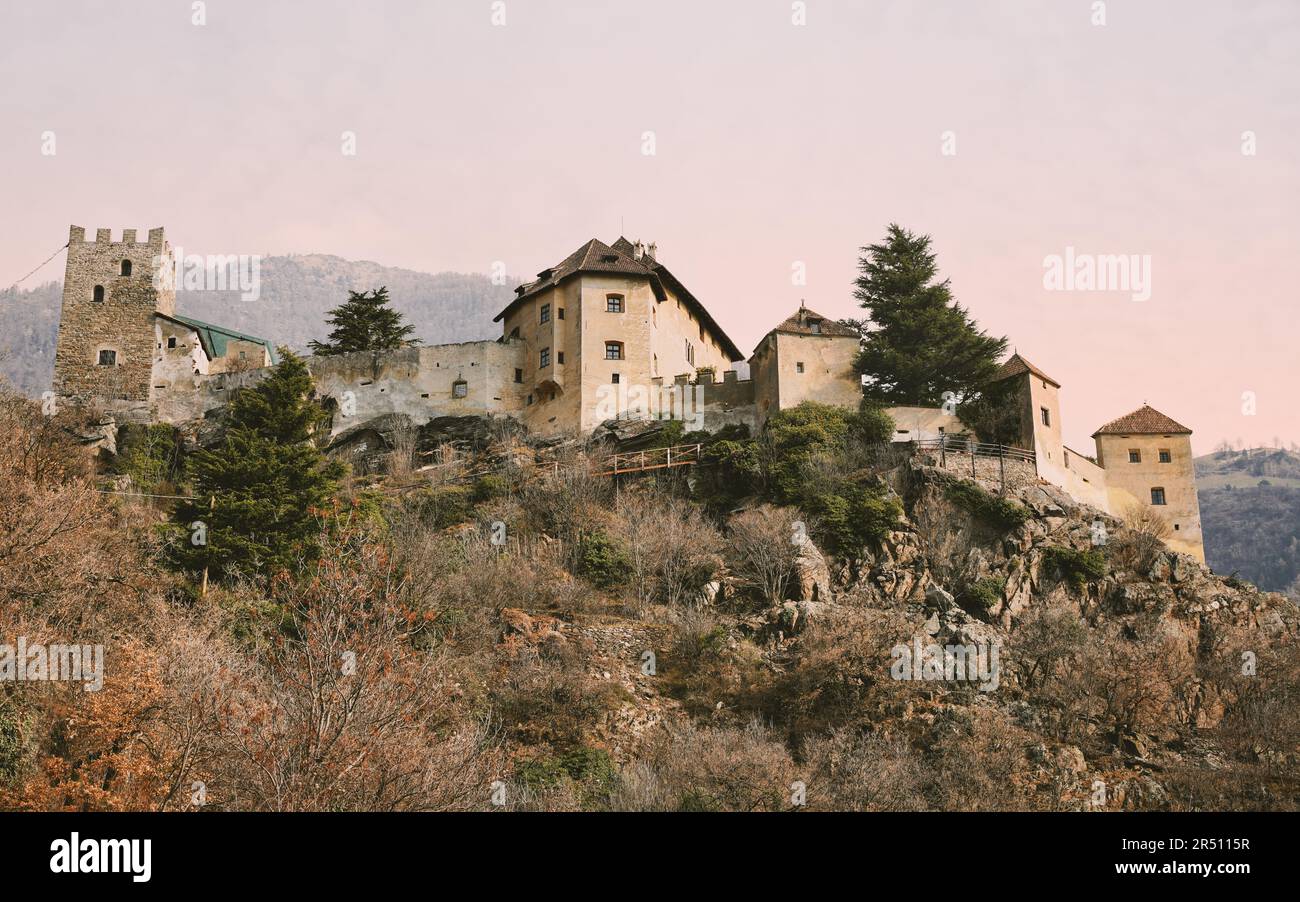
[0,254,517,396]
[1197,448,1300,594]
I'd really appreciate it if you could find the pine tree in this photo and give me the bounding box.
[172,351,344,582]
[853,224,1007,406]
[308,286,419,356]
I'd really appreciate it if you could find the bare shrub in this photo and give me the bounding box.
[1111,502,1172,571]
[611,489,723,612]
[725,504,801,606]
[800,728,927,811]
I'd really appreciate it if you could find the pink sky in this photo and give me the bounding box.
[2,0,1296,453]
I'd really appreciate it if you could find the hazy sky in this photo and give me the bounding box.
[2,0,1296,452]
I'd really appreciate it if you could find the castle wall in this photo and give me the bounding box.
[885,406,964,442]
[310,341,526,436]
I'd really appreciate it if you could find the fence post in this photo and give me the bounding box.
[666,446,672,468]
[999,446,1006,495]
[971,443,977,478]
[940,437,946,468]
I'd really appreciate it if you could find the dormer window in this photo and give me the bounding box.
[809,320,821,334]
[92,285,105,303]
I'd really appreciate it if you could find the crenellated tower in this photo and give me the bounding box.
[52,226,175,417]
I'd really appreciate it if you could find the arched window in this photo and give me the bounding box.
[120,260,132,277]
[92,285,105,303]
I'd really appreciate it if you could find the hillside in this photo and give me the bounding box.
[1197,449,1300,594]
[0,255,515,396]
[3,396,1297,812]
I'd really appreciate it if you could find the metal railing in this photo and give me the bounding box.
[913,436,1037,493]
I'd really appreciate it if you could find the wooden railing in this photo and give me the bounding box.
[595,443,704,476]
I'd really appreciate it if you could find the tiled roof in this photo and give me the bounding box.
[1092,404,1192,437]
[769,305,859,338]
[495,237,744,361]
[991,353,1059,388]
[160,313,279,364]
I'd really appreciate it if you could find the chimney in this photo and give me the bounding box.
[633,240,645,261]
[647,241,657,260]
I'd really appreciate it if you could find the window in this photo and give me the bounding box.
[1040,407,1051,427]
[1151,487,1167,505]
[167,336,177,349]
[540,303,550,324]
[527,394,534,405]
[684,339,694,365]
[1159,449,1172,463]
[1128,449,1142,463]
[514,368,523,384]
[509,327,520,340]
[796,362,805,374]
[605,341,624,360]
[557,307,565,320]
[120,260,132,277]
[652,306,657,326]
[809,320,822,334]
[452,379,468,398]
[92,285,105,303]
[699,324,705,340]
[652,354,658,376]
[611,373,620,384]
[97,349,116,366]
[557,351,565,365]
[606,295,623,313]
[238,350,247,360]
[539,347,551,368]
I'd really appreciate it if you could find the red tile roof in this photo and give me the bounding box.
[768,305,860,338]
[1092,404,1192,436]
[991,353,1060,388]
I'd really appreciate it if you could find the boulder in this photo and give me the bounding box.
[793,534,833,602]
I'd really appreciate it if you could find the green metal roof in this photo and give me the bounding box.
[167,314,279,364]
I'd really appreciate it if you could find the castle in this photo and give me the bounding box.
[50,225,1204,560]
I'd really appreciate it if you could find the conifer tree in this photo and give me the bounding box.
[853,224,1007,406]
[172,351,344,582]
[308,286,419,356]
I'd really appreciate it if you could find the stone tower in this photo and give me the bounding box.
[52,226,175,418]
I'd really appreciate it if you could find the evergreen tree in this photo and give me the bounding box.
[172,351,344,582]
[853,224,1007,405]
[308,286,419,355]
